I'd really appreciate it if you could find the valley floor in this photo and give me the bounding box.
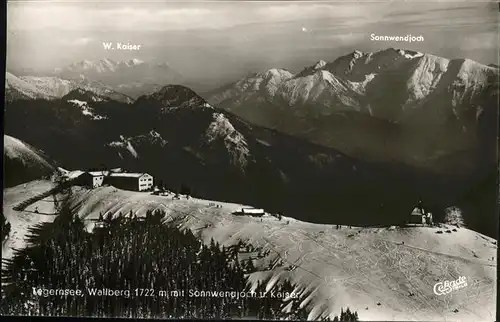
[3,181,497,321]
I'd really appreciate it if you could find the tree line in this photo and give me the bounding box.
[1,197,357,320]
[1,211,10,242]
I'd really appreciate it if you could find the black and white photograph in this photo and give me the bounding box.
[2,0,499,320]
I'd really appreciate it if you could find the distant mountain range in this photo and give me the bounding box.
[5,72,133,103]
[6,58,209,99]
[52,58,184,98]
[206,48,499,172]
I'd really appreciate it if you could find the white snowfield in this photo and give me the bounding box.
[67,99,107,120]
[3,182,497,321]
[2,180,61,263]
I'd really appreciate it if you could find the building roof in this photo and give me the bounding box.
[66,170,85,179]
[108,172,150,178]
[410,207,424,216]
[241,208,265,213]
[88,171,108,177]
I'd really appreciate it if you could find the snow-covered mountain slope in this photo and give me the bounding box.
[66,99,107,120]
[5,72,54,101]
[322,48,422,83]
[208,67,363,114]
[281,70,361,112]
[27,184,492,321]
[5,72,133,103]
[2,180,60,266]
[206,48,499,171]
[18,75,78,98]
[53,58,183,98]
[209,48,498,122]
[3,135,58,187]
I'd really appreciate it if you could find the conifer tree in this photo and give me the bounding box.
[2,211,11,242]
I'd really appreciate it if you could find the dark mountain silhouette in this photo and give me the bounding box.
[4,85,497,237]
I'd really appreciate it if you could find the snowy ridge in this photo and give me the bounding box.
[281,70,360,109]
[404,55,498,109]
[347,73,377,94]
[5,72,55,100]
[208,69,294,105]
[6,72,132,103]
[19,184,492,322]
[404,54,451,104]
[108,135,139,159]
[205,113,250,168]
[209,66,360,113]
[19,76,77,98]
[397,49,424,59]
[67,99,107,120]
[108,131,168,159]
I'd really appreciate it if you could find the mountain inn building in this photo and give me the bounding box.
[72,171,154,191]
[409,207,426,225]
[233,207,265,217]
[105,172,154,191]
[75,171,106,188]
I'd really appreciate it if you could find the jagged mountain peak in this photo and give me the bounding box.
[128,58,144,66]
[352,49,364,58]
[313,60,327,70]
[255,68,294,82]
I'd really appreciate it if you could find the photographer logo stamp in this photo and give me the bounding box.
[433,276,468,295]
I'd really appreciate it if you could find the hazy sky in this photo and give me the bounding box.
[7,0,499,82]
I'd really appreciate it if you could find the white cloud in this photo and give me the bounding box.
[7,2,380,31]
[7,4,217,31]
[7,1,496,33]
